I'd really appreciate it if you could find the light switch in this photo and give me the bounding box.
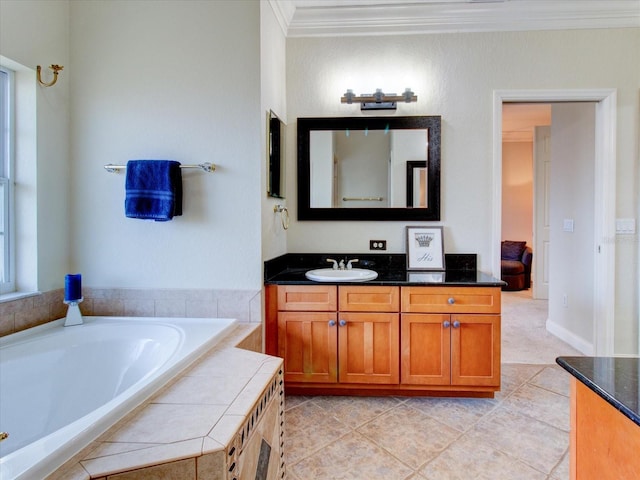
[563,219,574,232]
[616,218,636,234]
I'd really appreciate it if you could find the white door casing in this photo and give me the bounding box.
[492,89,616,356]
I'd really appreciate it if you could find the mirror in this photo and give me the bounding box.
[298,116,440,221]
[267,110,285,199]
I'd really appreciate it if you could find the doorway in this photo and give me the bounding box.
[493,89,617,356]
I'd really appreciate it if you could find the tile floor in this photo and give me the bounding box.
[283,292,579,479]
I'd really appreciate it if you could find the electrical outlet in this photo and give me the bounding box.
[369,240,387,250]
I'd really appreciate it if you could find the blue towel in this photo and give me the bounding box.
[125,160,182,221]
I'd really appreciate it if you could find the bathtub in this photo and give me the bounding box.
[0,316,237,480]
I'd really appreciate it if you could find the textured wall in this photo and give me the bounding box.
[286,28,640,354]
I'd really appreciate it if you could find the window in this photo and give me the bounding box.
[0,66,15,293]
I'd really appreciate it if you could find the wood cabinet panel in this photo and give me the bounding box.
[571,379,640,480]
[451,315,500,386]
[278,312,338,383]
[401,314,450,385]
[401,286,500,314]
[277,285,337,311]
[339,286,399,312]
[401,313,500,387]
[338,312,399,384]
[271,284,501,396]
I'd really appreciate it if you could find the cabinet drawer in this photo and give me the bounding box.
[339,286,399,312]
[401,286,500,314]
[277,285,337,311]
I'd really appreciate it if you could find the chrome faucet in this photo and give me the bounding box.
[327,258,359,270]
[326,258,339,270]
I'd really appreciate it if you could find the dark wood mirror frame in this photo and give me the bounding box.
[268,110,285,199]
[297,116,441,221]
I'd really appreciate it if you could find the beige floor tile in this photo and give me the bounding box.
[494,364,544,401]
[529,365,571,397]
[284,400,351,464]
[549,450,570,480]
[405,396,499,433]
[466,406,568,475]
[311,395,403,428]
[284,395,311,411]
[357,404,460,469]
[289,431,414,480]
[502,383,570,431]
[418,435,547,480]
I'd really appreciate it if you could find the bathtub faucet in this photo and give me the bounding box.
[64,298,84,327]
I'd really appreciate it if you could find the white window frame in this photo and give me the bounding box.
[0,65,15,294]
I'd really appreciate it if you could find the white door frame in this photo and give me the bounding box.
[492,89,617,356]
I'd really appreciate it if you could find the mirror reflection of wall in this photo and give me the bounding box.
[309,128,428,208]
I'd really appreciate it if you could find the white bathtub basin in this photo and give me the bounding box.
[305,268,378,282]
[0,316,236,480]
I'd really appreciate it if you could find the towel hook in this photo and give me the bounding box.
[274,204,289,230]
[37,64,64,87]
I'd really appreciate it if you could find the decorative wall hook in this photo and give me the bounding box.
[274,204,290,230]
[36,64,64,87]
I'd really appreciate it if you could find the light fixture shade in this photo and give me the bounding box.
[341,88,418,110]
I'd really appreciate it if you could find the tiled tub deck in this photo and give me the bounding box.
[47,324,285,480]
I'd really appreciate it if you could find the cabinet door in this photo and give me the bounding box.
[400,314,451,385]
[338,313,399,384]
[450,315,501,386]
[278,312,338,383]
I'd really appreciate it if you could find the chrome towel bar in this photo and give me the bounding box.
[104,162,215,173]
[342,196,383,202]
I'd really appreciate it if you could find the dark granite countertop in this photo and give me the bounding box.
[557,356,640,427]
[264,253,505,287]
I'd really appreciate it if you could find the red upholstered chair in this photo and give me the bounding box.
[501,241,533,291]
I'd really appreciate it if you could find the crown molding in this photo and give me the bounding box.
[275,0,640,37]
[268,0,296,36]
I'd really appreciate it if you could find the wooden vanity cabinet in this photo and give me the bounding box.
[400,313,500,386]
[265,283,501,397]
[401,287,501,387]
[275,285,399,386]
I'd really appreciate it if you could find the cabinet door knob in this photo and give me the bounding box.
[339,319,347,327]
[453,320,461,328]
[448,297,455,305]
[328,320,336,327]
[443,320,451,328]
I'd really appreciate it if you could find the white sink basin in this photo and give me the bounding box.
[305,268,378,282]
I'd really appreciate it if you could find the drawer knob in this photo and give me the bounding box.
[443,320,451,328]
[448,297,455,305]
[453,320,461,328]
[339,319,347,327]
[328,320,336,327]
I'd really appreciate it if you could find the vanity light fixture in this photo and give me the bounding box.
[341,88,417,110]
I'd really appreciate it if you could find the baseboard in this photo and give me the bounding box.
[546,318,594,355]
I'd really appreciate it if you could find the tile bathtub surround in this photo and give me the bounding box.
[284,364,570,480]
[0,287,262,337]
[47,324,284,480]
